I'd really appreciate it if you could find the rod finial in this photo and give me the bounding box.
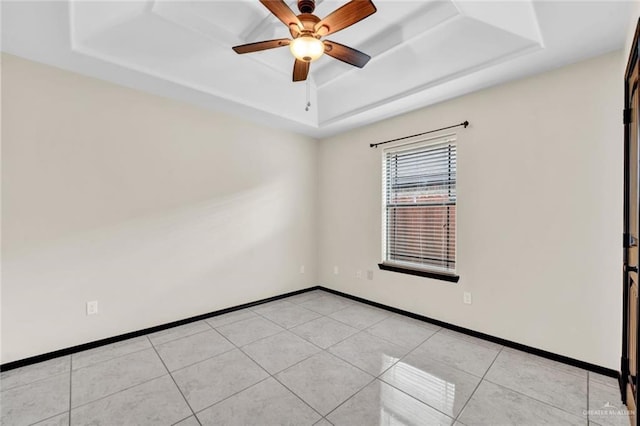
[463,121,469,128]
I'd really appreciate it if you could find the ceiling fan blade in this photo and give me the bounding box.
[323,40,370,68]
[233,39,291,54]
[260,0,303,34]
[293,59,310,82]
[315,0,377,37]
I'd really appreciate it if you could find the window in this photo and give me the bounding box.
[380,135,459,282]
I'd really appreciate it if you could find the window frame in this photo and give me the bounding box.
[378,133,460,283]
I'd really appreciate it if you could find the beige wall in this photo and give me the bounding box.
[0,48,627,369]
[0,54,318,363]
[318,51,624,369]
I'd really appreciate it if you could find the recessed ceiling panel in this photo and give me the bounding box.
[313,0,460,87]
[317,15,542,124]
[71,0,317,126]
[1,0,631,137]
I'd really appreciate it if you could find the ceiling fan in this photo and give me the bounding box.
[232,0,377,82]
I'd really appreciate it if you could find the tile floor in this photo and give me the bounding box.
[0,289,631,425]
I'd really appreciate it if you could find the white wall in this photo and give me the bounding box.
[0,54,318,363]
[318,51,623,369]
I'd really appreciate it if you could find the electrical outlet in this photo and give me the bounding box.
[87,300,98,315]
[463,292,472,305]
[299,265,305,274]
[356,270,363,279]
[367,270,374,280]
[333,266,339,275]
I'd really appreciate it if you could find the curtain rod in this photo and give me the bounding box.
[369,121,469,148]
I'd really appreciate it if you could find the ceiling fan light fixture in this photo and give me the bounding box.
[289,35,324,62]
[232,0,376,81]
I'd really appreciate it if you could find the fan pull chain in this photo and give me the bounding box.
[305,79,311,112]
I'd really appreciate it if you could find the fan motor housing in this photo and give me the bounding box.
[291,13,321,37]
[297,0,315,13]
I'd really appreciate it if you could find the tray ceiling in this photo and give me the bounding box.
[1,1,632,137]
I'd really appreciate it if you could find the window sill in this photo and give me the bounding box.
[377,263,460,283]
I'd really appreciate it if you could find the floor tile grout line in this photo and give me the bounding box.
[173,293,335,417]
[453,346,504,423]
[587,371,590,424]
[213,312,288,346]
[247,299,377,352]
[301,305,353,317]
[321,376,378,420]
[501,346,588,380]
[360,316,443,351]
[385,324,441,367]
[236,328,293,349]
[1,370,71,396]
[146,336,201,425]
[588,372,620,389]
[479,376,589,423]
[149,324,233,354]
[377,373,460,422]
[149,324,215,347]
[482,349,593,418]
[265,368,326,420]
[324,328,405,355]
[155,308,254,375]
[320,334,403,380]
[162,345,238,375]
[290,320,362,351]
[251,306,324,332]
[191,375,274,419]
[25,409,69,426]
[71,341,153,372]
[68,355,72,426]
[68,371,168,412]
[372,341,477,421]
[318,328,360,350]
[236,322,371,421]
[480,371,590,422]
[171,415,195,426]
[369,329,483,422]
[327,307,392,331]
[318,346,376,378]
[249,340,323,375]
[0,360,73,393]
[197,311,281,413]
[254,341,324,374]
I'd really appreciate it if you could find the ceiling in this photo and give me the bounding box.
[1,1,632,138]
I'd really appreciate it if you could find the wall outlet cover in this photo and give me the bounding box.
[86,300,99,315]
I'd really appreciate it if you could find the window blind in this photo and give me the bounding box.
[383,137,457,274]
